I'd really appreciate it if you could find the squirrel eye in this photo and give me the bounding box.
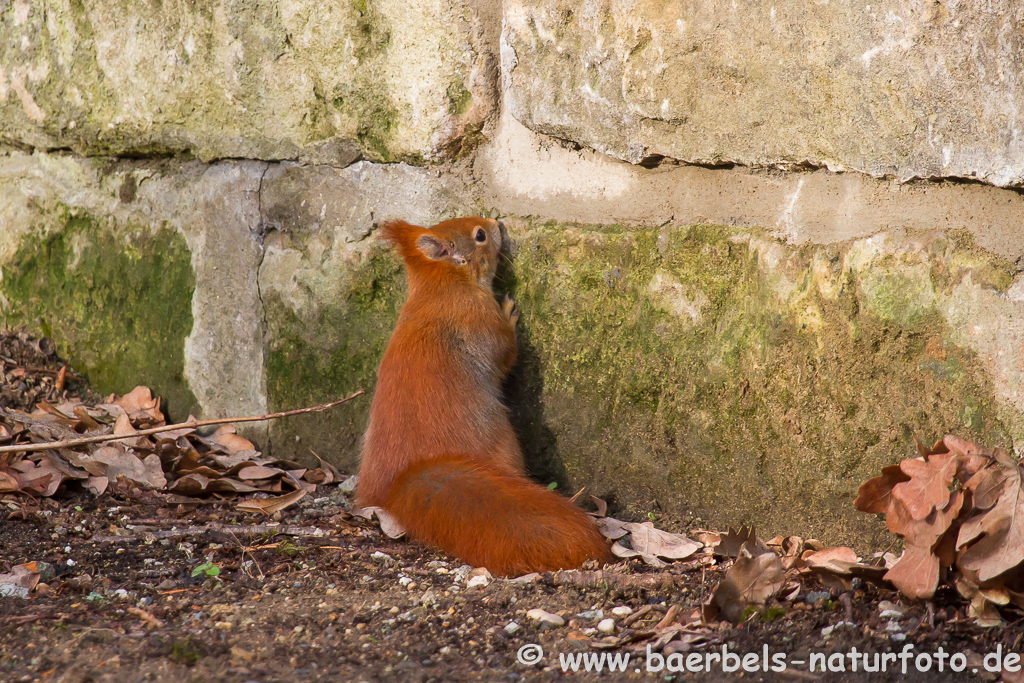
[474,229,487,243]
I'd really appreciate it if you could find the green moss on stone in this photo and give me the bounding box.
[0,207,197,418]
[502,220,1008,546]
[264,248,404,471]
[447,80,473,117]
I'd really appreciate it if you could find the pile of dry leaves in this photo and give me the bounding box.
[0,386,345,514]
[855,434,1024,626]
[0,329,99,411]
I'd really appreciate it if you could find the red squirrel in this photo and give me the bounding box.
[356,216,611,576]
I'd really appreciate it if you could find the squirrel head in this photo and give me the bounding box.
[381,217,506,289]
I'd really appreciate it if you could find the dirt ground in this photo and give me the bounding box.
[2,331,1023,682]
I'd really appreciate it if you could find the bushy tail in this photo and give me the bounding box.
[385,454,612,577]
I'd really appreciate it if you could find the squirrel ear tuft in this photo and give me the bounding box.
[378,220,419,243]
[416,234,452,261]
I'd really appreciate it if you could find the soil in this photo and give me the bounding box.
[1,331,1022,683]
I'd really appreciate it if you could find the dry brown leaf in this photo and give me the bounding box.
[236,488,307,515]
[113,413,148,449]
[611,541,667,568]
[715,526,758,558]
[621,521,702,560]
[914,435,948,459]
[957,579,1005,628]
[12,459,62,496]
[83,476,108,495]
[694,530,721,547]
[944,435,996,482]
[956,451,1024,582]
[854,464,911,514]
[211,425,256,454]
[168,473,211,495]
[353,505,407,539]
[0,565,41,592]
[884,545,942,599]
[596,516,630,541]
[803,546,859,573]
[86,447,167,489]
[113,386,163,424]
[893,453,957,520]
[304,468,334,485]
[706,539,785,623]
[232,464,280,481]
[207,478,260,493]
[0,467,24,493]
[72,405,103,432]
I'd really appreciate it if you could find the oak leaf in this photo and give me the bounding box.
[706,539,785,623]
[956,450,1024,582]
[892,453,957,520]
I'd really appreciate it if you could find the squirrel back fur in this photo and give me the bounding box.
[357,217,611,576]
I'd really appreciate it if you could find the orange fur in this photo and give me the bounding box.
[357,216,612,575]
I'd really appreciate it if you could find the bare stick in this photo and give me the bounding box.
[0,390,365,454]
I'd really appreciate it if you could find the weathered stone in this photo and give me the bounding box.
[0,0,498,163]
[498,219,1018,545]
[0,152,266,427]
[477,109,1024,260]
[502,0,1024,186]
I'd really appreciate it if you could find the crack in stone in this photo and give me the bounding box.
[254,161,272,458]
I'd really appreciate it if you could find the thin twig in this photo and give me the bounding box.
[0,390,365,454]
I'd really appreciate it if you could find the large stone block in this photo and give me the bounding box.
[0,152,267,428]
[0,0,498,163]
[499,219,1023,543]
[503,0,1024,186]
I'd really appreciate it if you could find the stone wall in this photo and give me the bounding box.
[2,0,1023,544]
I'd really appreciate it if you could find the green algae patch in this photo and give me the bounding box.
[264,247,404,471]
[0,209,198,419]
[501,220,1009,547]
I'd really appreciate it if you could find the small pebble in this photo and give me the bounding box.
[504,621,520,635]
[891,633,907,642]
[878,600,905,615]
[611,606,633,617]
[467,575,490,588]
[879,609,903,619]
[804,591,830,606]
[527,609,565,631]
[0,584,29,599]
[597,618,616,634]
[576,610,604,620]
[820,621,854,637]
[885,620,901,632]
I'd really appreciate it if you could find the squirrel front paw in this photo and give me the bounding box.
[502,295,520,328]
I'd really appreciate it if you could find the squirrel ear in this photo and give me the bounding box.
[416,234,452,261]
